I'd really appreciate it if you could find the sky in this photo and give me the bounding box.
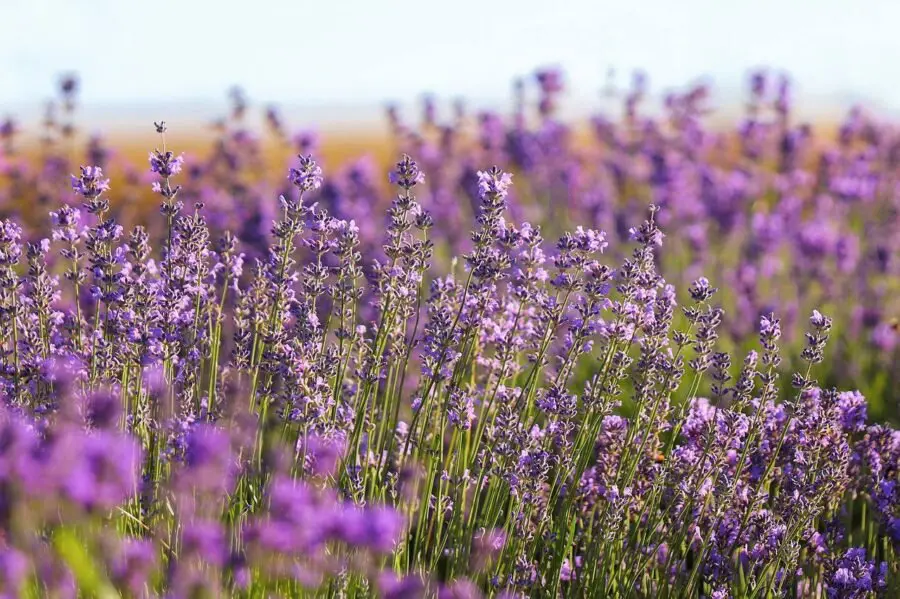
[4,0,900,125]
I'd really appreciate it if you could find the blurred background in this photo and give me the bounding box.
[6,0,900,137]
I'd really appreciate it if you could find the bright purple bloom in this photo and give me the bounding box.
[825,548,887,598]
[148,150,184,177]
[70,166,110,200]
[288,154,324,193]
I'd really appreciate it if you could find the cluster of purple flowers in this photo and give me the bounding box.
[0,69,897,597]
[4,69,897,417]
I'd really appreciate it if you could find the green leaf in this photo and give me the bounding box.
[52,527,120,599]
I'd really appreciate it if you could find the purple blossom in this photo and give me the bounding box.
[70,165,110,200]
[836,390,868,433]
[825,548,887,598]
[148,150,184,178]
[389,154,426,189]
[288,154,324,193]
[476,168,513,199]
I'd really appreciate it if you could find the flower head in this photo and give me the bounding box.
[71,166,110,213]
[476,167,513,200]
[389,154,425,189]
[288,154,324,193]
[149,150,184,178]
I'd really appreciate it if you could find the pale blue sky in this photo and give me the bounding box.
[4,0,900,119]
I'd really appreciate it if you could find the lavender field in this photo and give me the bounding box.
[0,70,898,598]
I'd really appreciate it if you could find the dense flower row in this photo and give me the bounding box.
[0,71,897,597]
[1,71,897,420]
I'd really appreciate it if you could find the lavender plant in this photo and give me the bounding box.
[0,69,897,598]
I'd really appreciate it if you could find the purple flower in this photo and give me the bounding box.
[179,425,235,493]
[336,505,405,553]
[288,154,324,193]
[111,539,157,595]
[871,321,897,352]
[62,431,142,511]
[82,389,121,430]
[476,168,513,199]
[71,166,110,214]
[810,309,832,330]
[689,277,717,302]
[181,521,228,567]
[148,150,184,177]
[298,433,347,477]
[379,572,428,599]
[50,205,83,243]
[836,390,868,433]
[389,154,426,189]
[760,314,781,343]
[0,548,29,594]
[825,548,887,598]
